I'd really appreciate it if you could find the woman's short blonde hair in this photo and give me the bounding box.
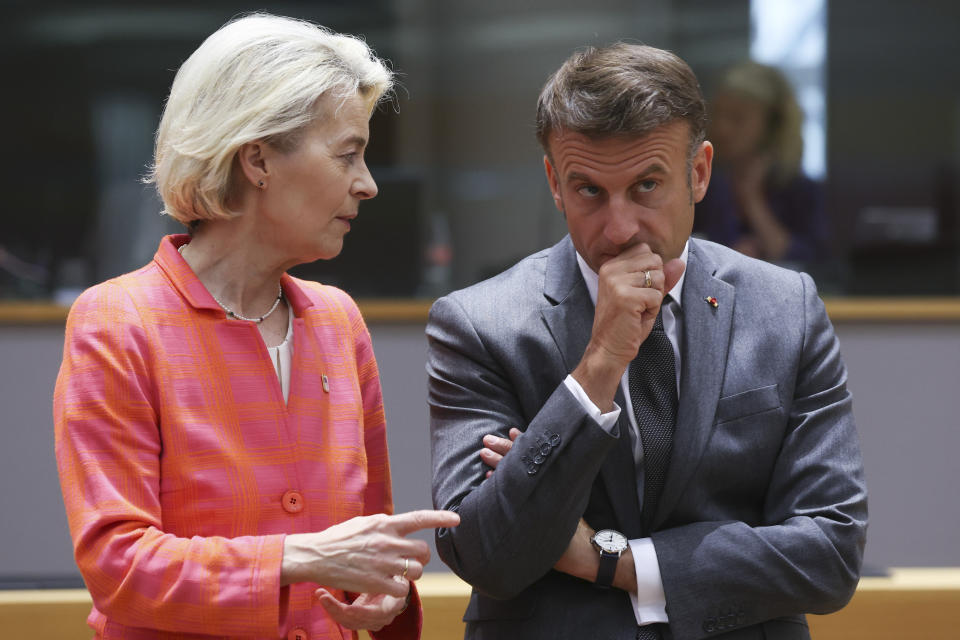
[714,61,804,184]
[147,13,393,225]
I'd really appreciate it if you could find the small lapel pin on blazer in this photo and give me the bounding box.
[705,296,719,309]
[322,374,330,393]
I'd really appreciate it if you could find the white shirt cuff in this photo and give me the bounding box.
[628,537,668,625]
[563,374,621,433]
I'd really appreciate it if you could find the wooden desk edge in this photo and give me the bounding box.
[822,297,960,322]
[3,297,960,325]
[0,299,436,325]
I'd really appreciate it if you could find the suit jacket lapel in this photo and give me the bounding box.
[540,236,593,373]
[654,240,734,528]
[540,236,643,538]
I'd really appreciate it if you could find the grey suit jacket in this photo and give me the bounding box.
[427,236,867,640]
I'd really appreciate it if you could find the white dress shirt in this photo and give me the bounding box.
[561,241,688,626]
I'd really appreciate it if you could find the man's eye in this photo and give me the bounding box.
[636,180,657,193]
[577,185,600,197]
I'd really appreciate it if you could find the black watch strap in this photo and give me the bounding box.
[595,550,618,588]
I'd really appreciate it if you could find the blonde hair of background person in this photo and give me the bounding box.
[697,60,825,264]
[55,13,458,640]
[711,61,804,186]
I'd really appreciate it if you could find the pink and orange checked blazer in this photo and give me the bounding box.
[54,235,420,640]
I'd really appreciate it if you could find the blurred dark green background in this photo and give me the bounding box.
[2,0,958,299]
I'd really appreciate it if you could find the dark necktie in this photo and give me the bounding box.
[628,307,678,534]
[629,308,677,640]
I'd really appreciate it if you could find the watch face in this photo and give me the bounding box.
[593,529,628,553]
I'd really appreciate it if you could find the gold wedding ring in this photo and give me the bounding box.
[643,270,652,288]
[401,557,409,578]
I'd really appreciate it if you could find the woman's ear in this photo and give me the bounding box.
[236,141,269,190]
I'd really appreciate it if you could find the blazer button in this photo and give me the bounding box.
[702,617,717,633]
[288,628,308,640]
[282,490,304,513]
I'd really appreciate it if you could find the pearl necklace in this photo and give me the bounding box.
[178,244,283,324]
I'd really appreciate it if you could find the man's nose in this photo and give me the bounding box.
[602,201,640,245]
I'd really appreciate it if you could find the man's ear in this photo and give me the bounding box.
[691,140,713,204]
[543,155,564,212]
[236,141,269,189]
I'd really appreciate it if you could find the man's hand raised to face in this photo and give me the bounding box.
[573,243,685,412]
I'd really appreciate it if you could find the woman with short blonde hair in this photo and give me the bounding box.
[55,13,457,640]
[151,13,393,225]
[695,60,826,266]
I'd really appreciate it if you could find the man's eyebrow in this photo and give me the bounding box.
[636,163,668,178]
[566,163,668,183]
[567,171,593,183]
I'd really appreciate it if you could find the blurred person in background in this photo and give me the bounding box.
[53,13,457,640]
[694,61,826,268]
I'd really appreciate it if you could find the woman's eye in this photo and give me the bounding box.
[341,151,360,164]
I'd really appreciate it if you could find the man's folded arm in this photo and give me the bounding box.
[427,294,618,599]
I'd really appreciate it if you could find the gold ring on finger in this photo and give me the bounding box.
[401,557,409,579]
[643,270,652,288]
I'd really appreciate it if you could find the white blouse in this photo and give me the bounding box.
[267,307,294,403]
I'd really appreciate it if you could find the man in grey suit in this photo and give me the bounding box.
[427,43,866,640]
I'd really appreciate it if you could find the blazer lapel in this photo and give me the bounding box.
[540,236,643,538]
[540,236,593,373]
[654,241,734,528]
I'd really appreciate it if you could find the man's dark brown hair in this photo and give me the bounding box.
[536,43,707,166]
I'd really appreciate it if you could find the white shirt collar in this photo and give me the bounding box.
[575,240,689,308]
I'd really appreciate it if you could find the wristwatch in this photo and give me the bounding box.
[590,528,628,588]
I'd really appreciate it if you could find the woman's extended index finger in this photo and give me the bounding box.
[389,509,460,536]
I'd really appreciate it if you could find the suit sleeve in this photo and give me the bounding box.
[652,272,867,640]
[427,294,619,599]
[53,283,286,637]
